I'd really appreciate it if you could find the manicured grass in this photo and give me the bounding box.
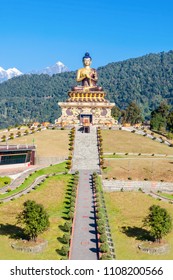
[3,129,69,157]
[0,173,71,260]
[103,158,173,182]
[103,154,123,158]
[0,177,11,188]
[102,130,173,155]
[104,191,173,259]
[157,192,173,200]
[0,162,66,200]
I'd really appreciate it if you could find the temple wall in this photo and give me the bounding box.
[57,91,115,126]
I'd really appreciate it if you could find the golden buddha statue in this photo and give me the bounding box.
[72,52,102,91]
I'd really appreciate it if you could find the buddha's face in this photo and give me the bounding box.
[83,58,92,66]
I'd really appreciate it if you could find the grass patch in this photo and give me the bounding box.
[3,129,69,157]
[0,177,11,188]
[104,191,173,259]
[102,130,173,155]
[0,162,66,200]
[103,158,173,182]
[103,154,123,158]
[0,173,71,260]
[157,192,173,200]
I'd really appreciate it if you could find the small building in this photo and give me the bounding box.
[0,144,36,166]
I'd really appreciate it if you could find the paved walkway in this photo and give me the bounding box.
[70,126,100,260]
[69,170,98,260]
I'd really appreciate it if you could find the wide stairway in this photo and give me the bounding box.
[70,126,100,260]
[72,126,100,172]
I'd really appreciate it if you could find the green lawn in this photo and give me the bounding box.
[104,191,173,260]
[157,192,173,200]
[0,172,71,260]
[0,162,66,200]
[0,177,11,188]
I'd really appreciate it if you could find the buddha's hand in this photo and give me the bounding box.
[86,73,91,78]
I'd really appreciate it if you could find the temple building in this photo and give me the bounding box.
[56,52,115,126]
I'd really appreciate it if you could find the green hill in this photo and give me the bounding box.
[0,50,173,128]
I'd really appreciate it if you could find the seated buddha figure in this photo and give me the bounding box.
[72,52,102,91]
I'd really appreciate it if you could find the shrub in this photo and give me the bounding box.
[62,234,71,244]
[96,212,104,220]
[100,243,110,253]
[100,253,112,260]
[97,225,105,234]
[97,219,105,227]
[63,222,72,232]
[99,233,107,243]
[60,245,69,256]
[70,201,75,208]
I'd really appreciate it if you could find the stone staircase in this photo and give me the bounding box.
[72,126,100,172]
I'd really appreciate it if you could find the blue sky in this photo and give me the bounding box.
[0,0,173,72]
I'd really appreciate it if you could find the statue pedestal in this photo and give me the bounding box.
[56,90,116,126]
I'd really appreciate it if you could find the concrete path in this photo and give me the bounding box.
[0,175,47,202]
[0,167,40,194]
[69,170,98,260]
[70,126,100,259]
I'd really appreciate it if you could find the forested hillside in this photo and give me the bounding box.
[0,50,173,128]
[98,50,173,117]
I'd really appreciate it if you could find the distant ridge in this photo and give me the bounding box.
[29,61,69,76]
[0,61,69,83]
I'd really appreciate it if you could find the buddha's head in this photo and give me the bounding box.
[82,52,92,67]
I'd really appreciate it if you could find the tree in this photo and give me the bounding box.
[150,102,170,131]
[111,105,121,121]
[122,102,143,125]
[143,205,172,243]
[167,111,173,132]
[17,200,50,241]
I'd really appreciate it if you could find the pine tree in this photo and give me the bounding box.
[150,102,170,131]
[122,102,143,125]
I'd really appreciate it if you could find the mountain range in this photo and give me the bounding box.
[0,61,69,83]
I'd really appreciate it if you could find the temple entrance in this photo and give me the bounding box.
[80,114,93,125]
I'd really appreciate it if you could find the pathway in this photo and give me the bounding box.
[69,170,98,260]
[0,175,47,202]
[70,126,100,260]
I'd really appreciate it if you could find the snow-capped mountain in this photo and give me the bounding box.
[0,67,23,83]
[30,61,69,76]
[0,61,69,83]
